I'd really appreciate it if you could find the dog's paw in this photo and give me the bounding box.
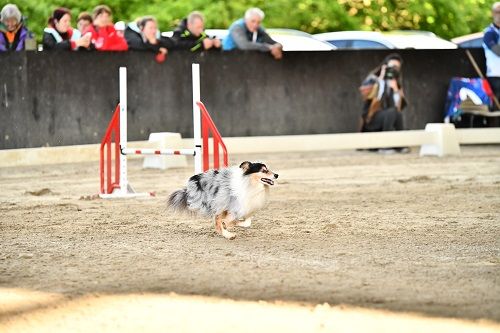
[237,218,252,228]
[222,229,236,240]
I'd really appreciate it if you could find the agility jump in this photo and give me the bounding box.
[99,64,228,198]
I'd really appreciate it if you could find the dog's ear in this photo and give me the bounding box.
[239,161,251,171]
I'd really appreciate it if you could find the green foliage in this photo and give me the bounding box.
[7,0,496,42]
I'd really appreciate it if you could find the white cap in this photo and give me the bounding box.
[114,21,126,31]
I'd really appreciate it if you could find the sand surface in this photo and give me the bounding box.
[0,146,499,332]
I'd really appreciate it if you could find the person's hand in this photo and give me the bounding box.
[202,38,214,50]
[379,65,387,80]
[76,34,91,48]
[156,48,168,63]
[270,44,283,60]
[212,38,221,48]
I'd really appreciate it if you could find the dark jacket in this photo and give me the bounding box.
[124,25,172,52]
[42,27,79,50]
[171,18,208,52]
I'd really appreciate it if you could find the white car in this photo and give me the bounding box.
[451,32,484,48]
[162,28,335,51]
[314,30,457,49]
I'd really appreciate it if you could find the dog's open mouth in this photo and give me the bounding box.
[261,178,274,186]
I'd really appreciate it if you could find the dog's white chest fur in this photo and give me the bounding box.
[242,185,269,217]
[231,168,269,219]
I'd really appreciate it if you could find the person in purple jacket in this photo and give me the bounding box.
[0,4,30,51]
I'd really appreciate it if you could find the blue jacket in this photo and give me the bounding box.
[483,23,500,77]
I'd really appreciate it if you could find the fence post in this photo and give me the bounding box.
[192,63,202,174]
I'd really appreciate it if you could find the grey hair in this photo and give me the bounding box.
[493,2,500,10]
[187,11,204,24]
[244,7,265,21]
[1,4,22,23]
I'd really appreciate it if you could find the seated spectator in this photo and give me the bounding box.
[172,11,220,52]
[43,8,91,51]
[222,7,282,60]
[82,5,128,51]
[77,12,92,34]
[358,53,409,153]
[0,4,30,51]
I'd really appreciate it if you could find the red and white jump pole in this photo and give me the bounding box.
[99,64,227,198]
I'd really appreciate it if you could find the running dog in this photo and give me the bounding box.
[168,161,278,240]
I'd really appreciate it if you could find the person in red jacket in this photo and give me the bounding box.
[82,5,127,51]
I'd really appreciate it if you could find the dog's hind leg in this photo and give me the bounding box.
[215,211,236,240]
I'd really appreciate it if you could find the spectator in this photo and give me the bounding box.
[114,21,125,38]
[358,53,409,153]
[82,5,127,51]
[43,8,90,51]
[222,7,282,60]
[483,2,500,103]
[0,4,30,51]
[77,12,92,34]
[172,11,220,52]
[125,16,171,59]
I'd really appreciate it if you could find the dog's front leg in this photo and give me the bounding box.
[215,211,236,240]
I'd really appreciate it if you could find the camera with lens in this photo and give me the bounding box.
[384,66,400,80]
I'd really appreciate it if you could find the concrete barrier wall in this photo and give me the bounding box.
[0,49,484,149]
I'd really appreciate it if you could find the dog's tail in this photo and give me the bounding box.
[167,188,189,213]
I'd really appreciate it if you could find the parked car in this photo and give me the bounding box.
[314,30,457,49]
[451,32,484,48]
[162,28,336,51]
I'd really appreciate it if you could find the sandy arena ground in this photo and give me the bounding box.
[0,146,499,332]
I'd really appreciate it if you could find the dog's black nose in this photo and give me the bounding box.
[274,174,279,179]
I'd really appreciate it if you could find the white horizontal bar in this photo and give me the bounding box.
[456,128,500,144]
[122,148,195,156]
[216,130,437,153]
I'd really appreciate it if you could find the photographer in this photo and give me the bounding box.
[358,53,408,153]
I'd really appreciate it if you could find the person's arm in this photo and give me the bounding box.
[160,36,175,49]
[125,29,156,51]
[231,25,271,52]
[484,30,500,56]
[0,33,7,51]
[376,79,385,100]
[42,32,71,50]
[171,30,202,51]
[259,28,278,45]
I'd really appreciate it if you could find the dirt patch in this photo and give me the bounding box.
[24,188,56,196]
[397,175,435,183]
[0,146,499,330]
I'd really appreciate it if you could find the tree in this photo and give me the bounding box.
[10,0,495,43]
